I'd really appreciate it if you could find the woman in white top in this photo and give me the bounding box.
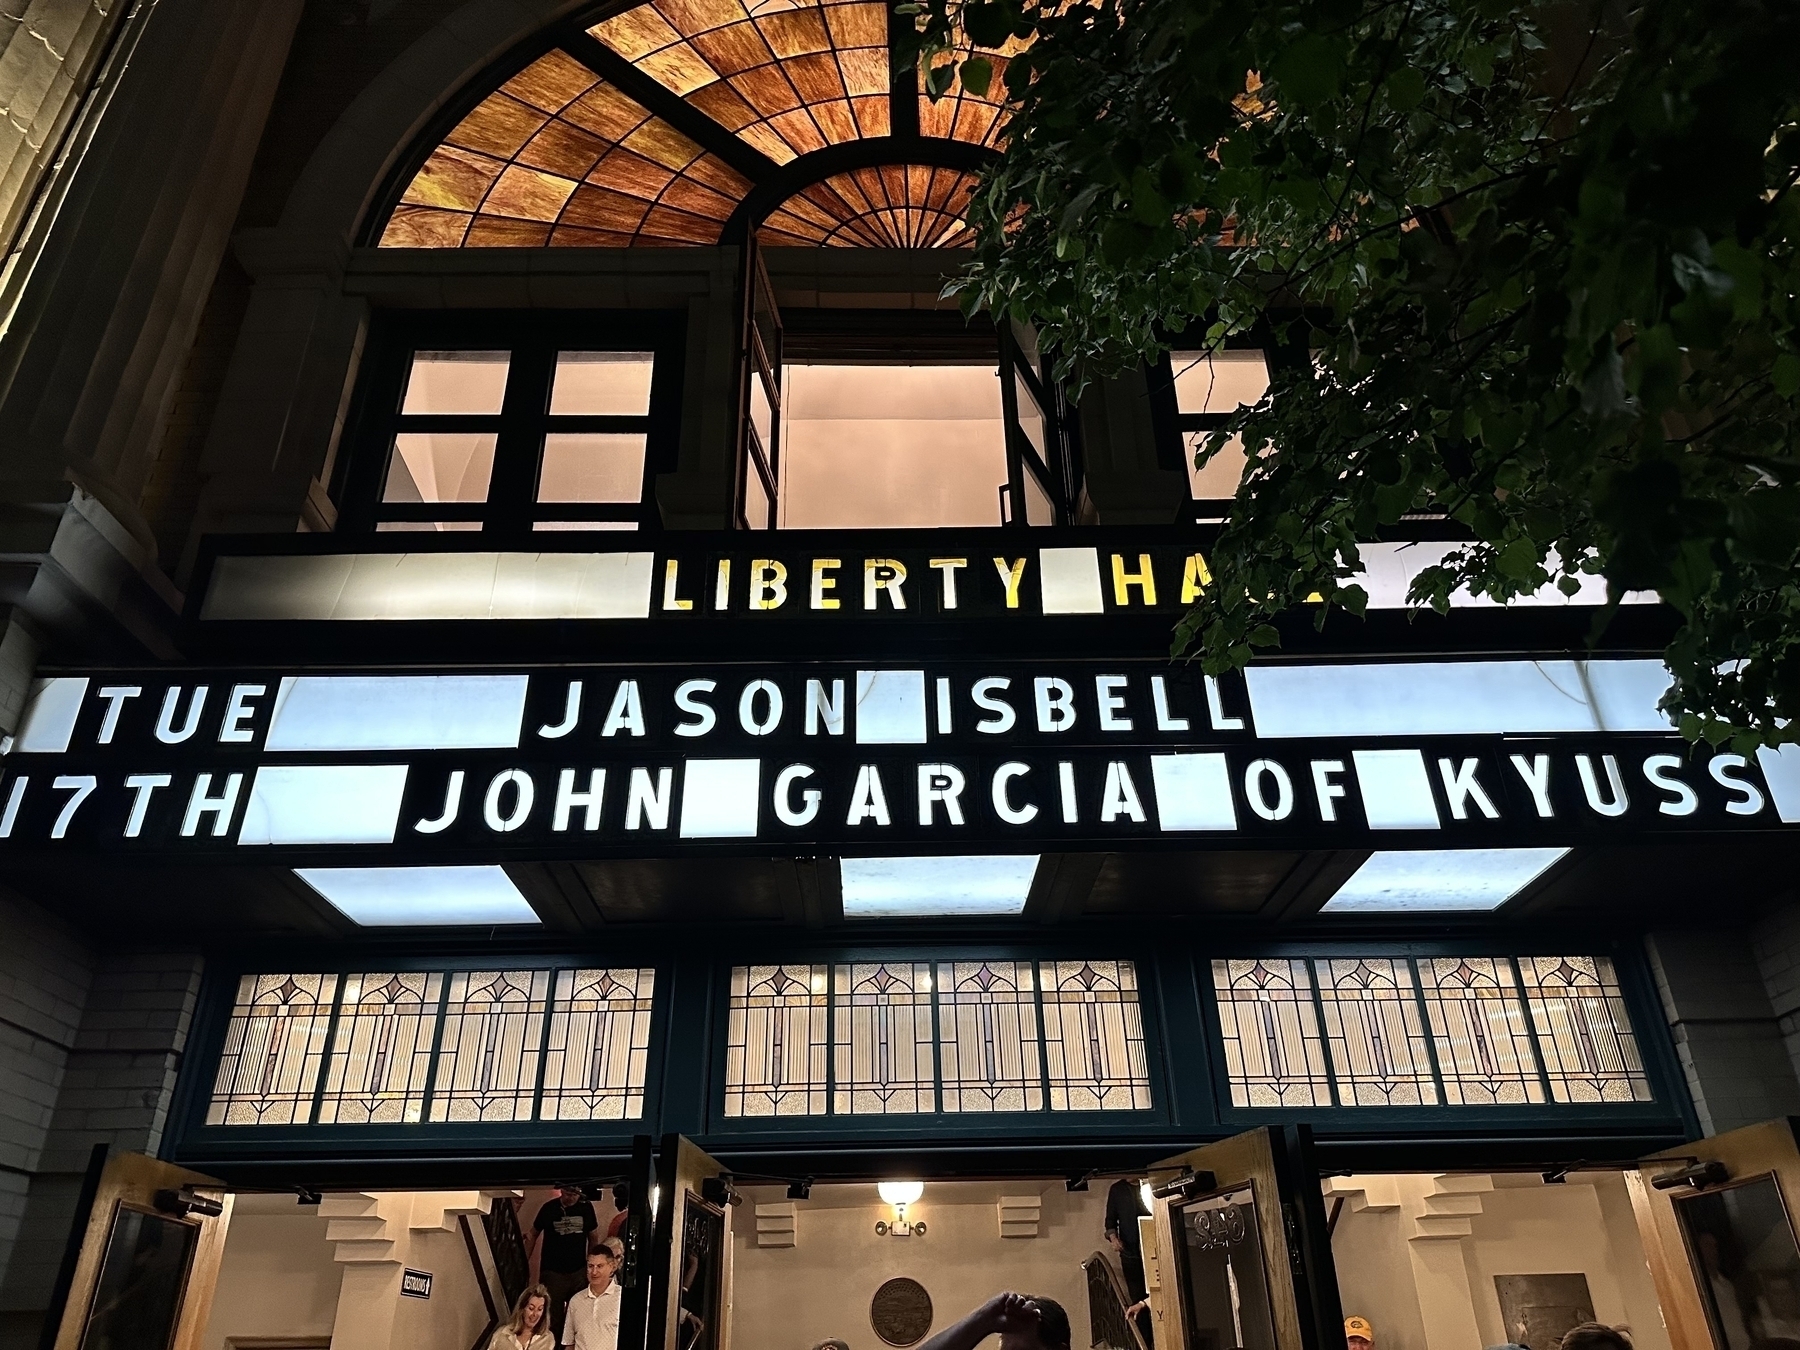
[489,1284,555,1350]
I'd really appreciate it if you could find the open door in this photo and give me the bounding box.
[635,1135,736,1350]
[1628,1118,1800,1350]
[736,239,782,530]
[47,1151,234,1350]
[999,319,1067,526]
[1142,1126,1343,1350]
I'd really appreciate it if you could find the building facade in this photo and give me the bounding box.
[0,2,1799,1348]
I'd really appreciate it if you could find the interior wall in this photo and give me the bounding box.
[1328,1173,1672,1350]
[203,1195,341,1350]
[730,1180,1110,1350]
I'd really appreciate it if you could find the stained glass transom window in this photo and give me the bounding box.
[723,957,1153,1120]
[1209,955,1652,1109]
[376,3,1007,249]
[203,966,656,1127]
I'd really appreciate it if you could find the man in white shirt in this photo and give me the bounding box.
[563,1241,623,1350]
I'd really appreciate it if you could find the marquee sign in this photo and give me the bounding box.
[2,657,1796,857]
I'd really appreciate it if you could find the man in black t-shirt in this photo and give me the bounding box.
[1105,1178,1154,1346]
[533,1183,599,1339]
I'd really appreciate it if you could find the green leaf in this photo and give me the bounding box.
[1386,67,1425,111]
[1269,35,1344,108]
[961,0,1014,49]
[959,56,993,97]
[1774,352,1800,397]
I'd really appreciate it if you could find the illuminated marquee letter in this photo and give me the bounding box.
[484,770,535,832]
[1150,677,1189,732]
[601,681,646,738]
[1437,758,1500,820]
[626,768,674,830]
[415,771,464,834]
[805,680,845,736]
[1180,553,1213,603]
[846,766,891,826]
[739,680,783,736]
[663,558,694,611]
[1641,755,1699,817]
[181,772,242,837]
[95,686,141,744]
[1244,761,1294,821]
[930,557,967,608]
[1095,675,1133,732]
[156,686,208,744]
[1204,677,1245,731]
[810,559,841,610]
[864,559,907,610]
[1058,762,1078,823]
[750,559,789,610]
[1100,762,1146,823]
[0,776,25,837]
[972,678,1015,734]
[1576,754,1629,817]
[993,557,1027,609]
[219,685,265,744]
[673,680,718,737]
[539,681,582,739]
[1311,760,1347,821]
[1508,754,1555,818]
[1708,754,1767,816]
[991,763,1037,825]
[49,775,97,840]
[553,769,606,831]
[774,765,821,827]
[917,763,967,826]
[123,773,172,838]
[1034,678,1076,732]
[1111,554,1157,606]
[714,559,731,610]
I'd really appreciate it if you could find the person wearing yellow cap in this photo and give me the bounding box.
[1346,1316,1375,1350]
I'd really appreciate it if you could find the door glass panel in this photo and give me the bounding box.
[1675,1176,1800,1350]
[383,433,496,503]
[743,470,773,529]
[749,376,775,461]
[400,350,510,414]
[80,1206,198,1350]
[537,433,647,502]
[1174,1186,1276,1350]
[1013,369,1047,457]
[550,351,655,415]
[1021,464,1055,526]
[677,1197,727,1350]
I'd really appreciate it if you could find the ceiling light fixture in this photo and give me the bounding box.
[1320,848,1570,913]
[294,865,541,927]
[841,855,1038,918]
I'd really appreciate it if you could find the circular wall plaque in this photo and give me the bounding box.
[871,1277,934,1347]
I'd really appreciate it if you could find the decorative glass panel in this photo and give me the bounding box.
[1416,957,1546,1105]
[205,974,340,1126]
[426,970,551,1123]
[757,165,978,248]
[1520,956,1653,1104]
[1316,958,1440,1107]
[1210,958,1332,1108]
[832,963,935,1114]
[541,967,657,1121]
[723,964,829,1117]
[1041,960,1152,1111]
[936,960,1042,1113]
[316,972,443,1124]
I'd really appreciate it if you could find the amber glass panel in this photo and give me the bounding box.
[379,48,750,248]
[832,962,935,1115]
[918,51,1018,148]
[724,964,829,1117]
[759,164,979,248]
[590,0,891,165]
[206,974,340,1126]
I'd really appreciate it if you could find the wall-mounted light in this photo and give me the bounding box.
[876,1180,925,1237]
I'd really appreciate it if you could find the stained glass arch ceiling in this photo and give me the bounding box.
[376,1,1007,250]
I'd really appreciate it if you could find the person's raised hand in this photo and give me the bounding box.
[977,1294,1042,1333]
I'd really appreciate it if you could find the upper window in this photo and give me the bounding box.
[1166,347,1270,516]
[721,957,1153,1121]
[335,313,682,534]
[372,8,1006,251]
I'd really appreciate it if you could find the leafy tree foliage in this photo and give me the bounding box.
[901,0,1800,746]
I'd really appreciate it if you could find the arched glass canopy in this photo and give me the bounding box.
[376,1,1007,249]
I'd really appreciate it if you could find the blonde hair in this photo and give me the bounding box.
[509,1284,552,1338]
